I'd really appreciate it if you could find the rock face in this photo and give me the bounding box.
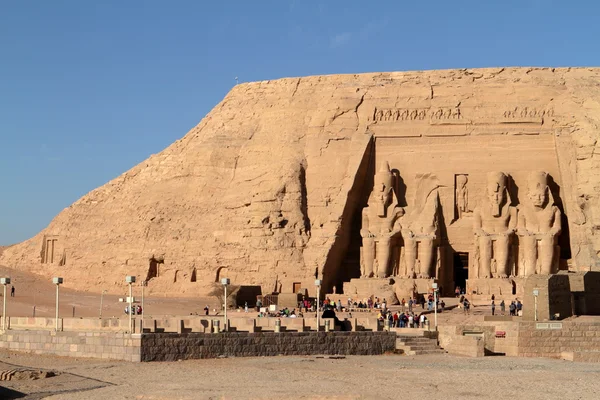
[2,68,600,297]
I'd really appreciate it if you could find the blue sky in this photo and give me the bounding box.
[1,0,599,245]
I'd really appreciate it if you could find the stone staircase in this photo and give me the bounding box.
[395,335,445,355]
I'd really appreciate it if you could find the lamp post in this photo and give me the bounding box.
[1,277,11,330]
[141,280,147,320]
[53,277,63,331]
[315,279,322,332]
[221,278,230,332]
[99,290,107,319]
[432,282,438,331]
[533,289,539,322]
[126,276,136,333]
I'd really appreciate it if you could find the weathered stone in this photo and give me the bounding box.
[3,68,600,298]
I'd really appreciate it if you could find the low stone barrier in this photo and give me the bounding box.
[2,315,382,334]
[140,331,397,362]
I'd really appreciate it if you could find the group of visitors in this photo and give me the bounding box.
[378,309,428,328]
[266,307,302,318]
[487,295,522,316]
[508,299,523,316]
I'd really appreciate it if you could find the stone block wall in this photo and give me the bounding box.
[140,331,396,362]
[443,335,484,357]
[523,274,572,321]
[0,330,141,362]
[517,321,600,359]
[8,317,132,332]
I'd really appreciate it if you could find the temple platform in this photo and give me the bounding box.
[466,277,525,301]
[342,277,439,305]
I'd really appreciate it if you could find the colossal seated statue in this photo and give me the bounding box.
[473,172,517,279]
[517,171,562,276]
[360,161,404,278]
[399,173,440,279]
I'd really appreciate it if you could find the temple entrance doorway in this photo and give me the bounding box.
[453,252,469,293]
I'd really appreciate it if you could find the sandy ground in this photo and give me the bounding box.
[1,348,599,400]
[0,265,598,399]
[0,265,224,320]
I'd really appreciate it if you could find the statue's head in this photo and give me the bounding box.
[527,171,549,208]
[486,172,507,216]
[375,161,393,192]
[456,174,468,188]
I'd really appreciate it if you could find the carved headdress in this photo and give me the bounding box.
[485,171,512,217]
[527,171,554,207]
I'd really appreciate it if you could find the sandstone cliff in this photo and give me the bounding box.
[2,68,600,296]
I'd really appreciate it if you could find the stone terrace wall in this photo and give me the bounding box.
[440,320,600,360]
[0,330,141,362]
[517,321,600,359]
[141,331,396,362]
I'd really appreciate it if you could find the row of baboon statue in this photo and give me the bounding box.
[360,162,561,280]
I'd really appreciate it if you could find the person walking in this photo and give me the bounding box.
[500,300,506,316]
[10,285,15,297]
[491,300,496,316]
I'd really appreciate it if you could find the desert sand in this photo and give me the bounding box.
[1,348,599,400]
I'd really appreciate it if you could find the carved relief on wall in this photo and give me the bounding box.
[517,171,562,275]
[455,174,470,220]
[371,107,461,123]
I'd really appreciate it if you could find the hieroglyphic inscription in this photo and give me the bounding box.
[430,107,462,121]
[373,108,428,122]
[502,107,554,122]
[372,107,461,122]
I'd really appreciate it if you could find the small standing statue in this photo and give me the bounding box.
[473,172,517,278]
[456,174,469,219]
[517,171,562,275]
[360,161,404,278]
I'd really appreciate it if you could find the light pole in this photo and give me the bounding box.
[432,282,438,331]
[100,290,107,319]
[1,277,11,330]
[533,289,539,321]
[126,276,136,333]
[53,277,63,332]
[315,279,322,332]
[221,278,230,332]
[141,280,147,319]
